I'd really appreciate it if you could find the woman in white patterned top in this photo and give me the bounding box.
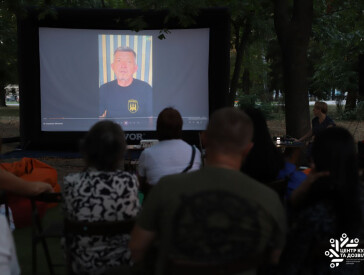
[62,120,140,275]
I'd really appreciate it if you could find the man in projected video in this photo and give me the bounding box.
[99,46,152,118]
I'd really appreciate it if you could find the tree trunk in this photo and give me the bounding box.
[273,0,313,138]
[228,17,252,106]
[242,69,250,95]
[345,90,357,111]
[282,53,310,138]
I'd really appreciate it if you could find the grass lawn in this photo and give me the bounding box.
[266,104,364,141]
[0,106,19,117]
[1,102,364,141]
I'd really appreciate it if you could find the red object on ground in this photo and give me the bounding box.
[302,168,311,175]
[0,157,60,228]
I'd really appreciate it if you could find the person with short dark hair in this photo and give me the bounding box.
[137,107,201,187]
[297,101,336,143]
[99,46,153,118]
[130,107,287,275]
[62,120,140,275]
[81,120,126,171]
[156,107,183,140]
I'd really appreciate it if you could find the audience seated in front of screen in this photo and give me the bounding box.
[61,120,141,275]
[3,108,363,275]
[129,107,287,274]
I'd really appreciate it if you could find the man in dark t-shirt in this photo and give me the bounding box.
[297,101,336,142]
[99,46,152,118]
[129,108,287,275]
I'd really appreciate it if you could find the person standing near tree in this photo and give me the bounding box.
[296,101,336,143]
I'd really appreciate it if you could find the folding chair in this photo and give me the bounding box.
[30,192,63,275]
[63,218,135,275]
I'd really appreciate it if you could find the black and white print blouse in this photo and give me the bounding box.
[62,169,141,275]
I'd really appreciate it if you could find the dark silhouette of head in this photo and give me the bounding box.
[157,107,183,141]
[81,120,126,171]
[206,107,253,155]
[311,127,361,235]
[240,107,284,183]
[312,127,356,176]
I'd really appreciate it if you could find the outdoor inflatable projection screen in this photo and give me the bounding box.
[18,8,230,148]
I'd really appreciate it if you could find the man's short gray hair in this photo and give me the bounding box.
[206,107,253,154]
[114,46,137,59]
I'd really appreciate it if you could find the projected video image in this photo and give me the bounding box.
[39,28,209,132]
[99,35,153,118]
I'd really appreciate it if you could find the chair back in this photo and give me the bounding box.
[30,192,63,275]
[64,218,135,236]
[31,192,63,203]
[64,218,135,275]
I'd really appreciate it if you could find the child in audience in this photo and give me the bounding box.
[62,120,140,275]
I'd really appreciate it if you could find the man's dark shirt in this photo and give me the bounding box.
[312,116,336,137]
[99,79,152,118]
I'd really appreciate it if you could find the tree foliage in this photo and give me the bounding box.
[0,1,18,106]
[1,0,363,132]
[0,0,126,107]
[124,0,276,106]
[310,0,364,110]
[0,0,277,108]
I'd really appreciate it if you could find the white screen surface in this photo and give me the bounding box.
[39,28,209,131]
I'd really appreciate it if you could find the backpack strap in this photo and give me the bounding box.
[181,145,196,173]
